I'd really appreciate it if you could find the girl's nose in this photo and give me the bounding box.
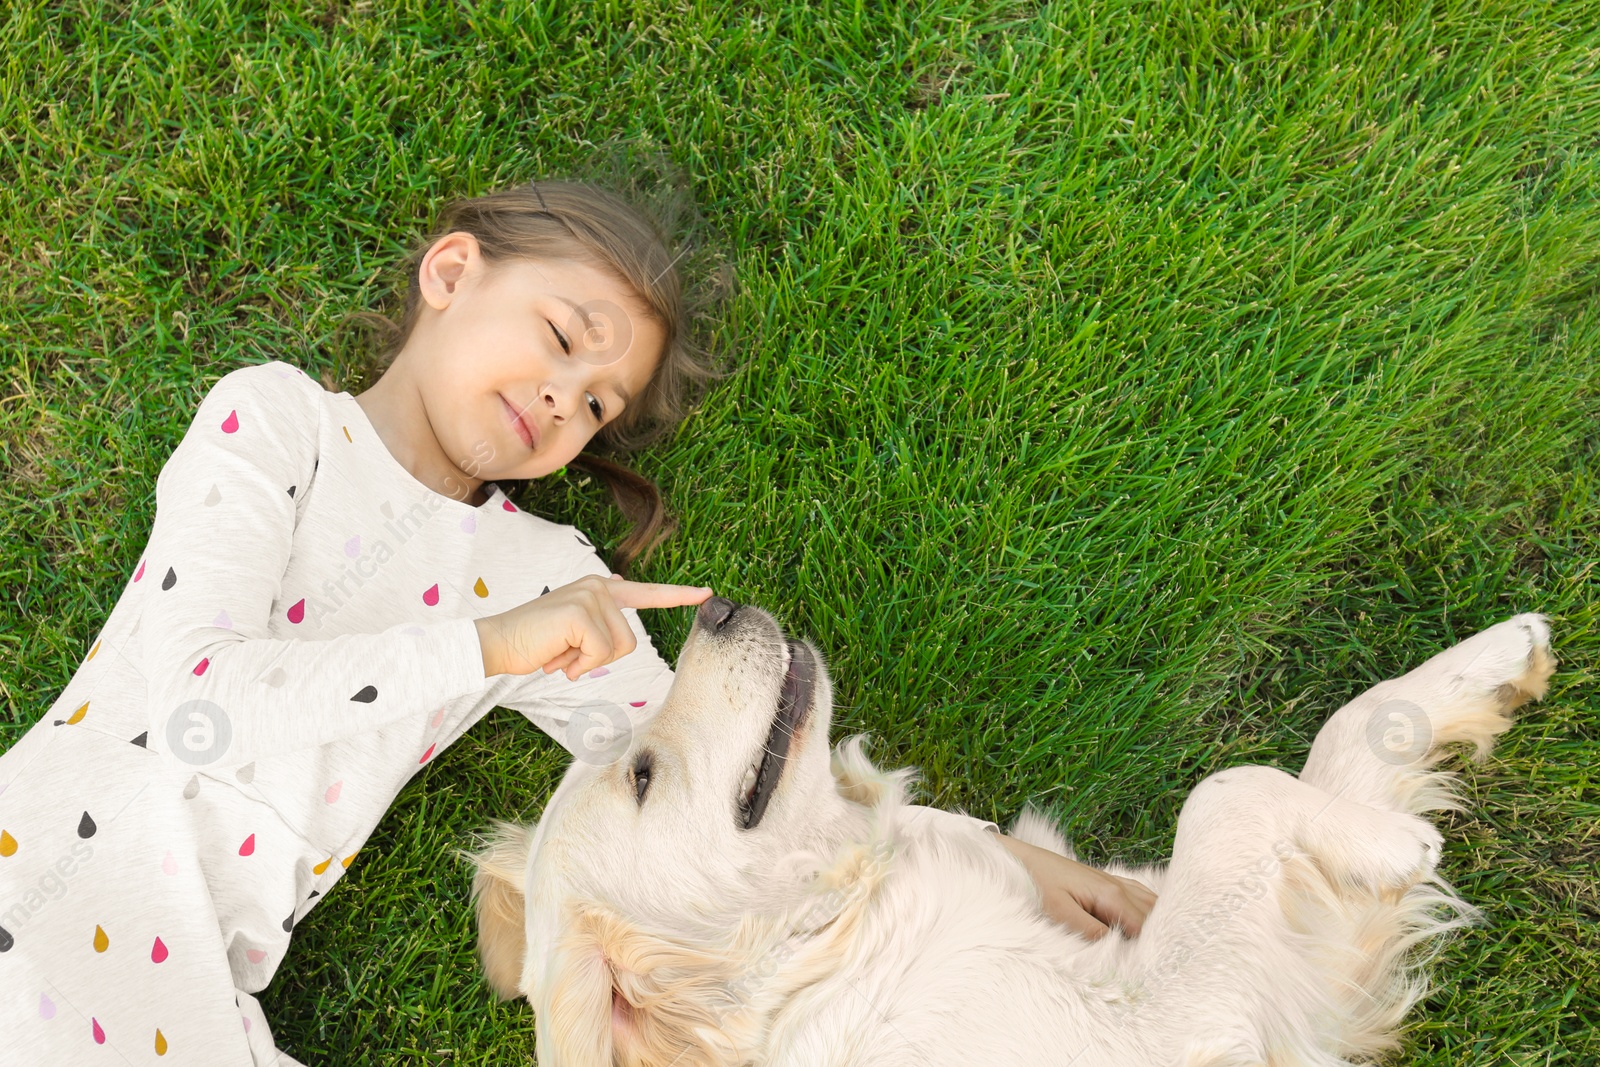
[540,382,577,422]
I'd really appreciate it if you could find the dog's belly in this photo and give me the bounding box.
[761,766,1440,1067]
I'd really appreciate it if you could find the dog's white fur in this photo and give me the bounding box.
[469,611,1555,1066]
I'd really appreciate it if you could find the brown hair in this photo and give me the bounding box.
[331,166,732,576]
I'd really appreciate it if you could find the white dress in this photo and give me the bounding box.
[0,360,674,1065]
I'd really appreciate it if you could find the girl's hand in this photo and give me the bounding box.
[995,832,1158,940]
[474,575,713,680]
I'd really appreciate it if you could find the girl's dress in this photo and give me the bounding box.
[0,360,674,1065]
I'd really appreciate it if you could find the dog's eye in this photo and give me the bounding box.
[632,753,653,806]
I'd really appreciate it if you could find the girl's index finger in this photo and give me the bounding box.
[603,579,715,610]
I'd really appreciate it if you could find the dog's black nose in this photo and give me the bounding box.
[697,595,738,633]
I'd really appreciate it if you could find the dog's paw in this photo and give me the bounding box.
[1452,613,1556,709]
[1492,613,1557,709]
[1366,813,1443,890]
[1301,806,1442,893]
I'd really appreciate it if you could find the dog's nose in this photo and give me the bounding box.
[697,595,738,633]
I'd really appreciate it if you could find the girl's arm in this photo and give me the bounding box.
[994,832,1157,939]
[132,362,490,772]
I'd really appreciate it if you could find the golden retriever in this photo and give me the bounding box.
[470,601,1554,1066]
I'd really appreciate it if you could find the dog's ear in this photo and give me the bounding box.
[541,913,618,1066]
[466,819,535,1001]
[544,905,743,1067]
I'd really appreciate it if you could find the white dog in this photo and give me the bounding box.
[470,601,1555,1066]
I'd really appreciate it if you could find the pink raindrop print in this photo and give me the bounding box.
[502,499,517,512]
[247,949,268,964]
[419,743,436,764]
[460,513,477,534]
[213,609,233,629]
[630,701,647,708]
[324,781,342,804]
[193,657,209,676]
[134,559,145,582]
[588,667,610,678]
[422,584,440,606]
[92,1018,105,1044]
[162,850,178,875]
[39,993,55,1019]
[221,410,239,434]
[345,535,361,558]
[239,834,256,857]
[287,599,306,624]
[430,707,445,729]
[151,936,169,963]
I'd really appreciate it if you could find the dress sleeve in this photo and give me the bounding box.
[494,539,677,762]
[134,361,490,772]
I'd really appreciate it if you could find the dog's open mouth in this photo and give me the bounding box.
[735,639,815,831]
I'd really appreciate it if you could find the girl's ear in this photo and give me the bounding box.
[418,230,482,310]
[466,820,535,1000]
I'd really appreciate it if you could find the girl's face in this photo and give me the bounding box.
[403,231,664,488]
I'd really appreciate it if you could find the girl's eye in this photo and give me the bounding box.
[548,320,570,354]
[588,394,604,420]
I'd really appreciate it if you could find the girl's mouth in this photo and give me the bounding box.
[501,395,538,450]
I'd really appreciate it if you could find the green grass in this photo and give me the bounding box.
[3,0,1597,1062]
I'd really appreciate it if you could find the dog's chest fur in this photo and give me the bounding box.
[751,807,1140,1067]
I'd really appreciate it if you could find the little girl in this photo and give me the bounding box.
[0,180,1151,1066]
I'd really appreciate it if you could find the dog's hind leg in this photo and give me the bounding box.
[1125,764,1443,1057]
[1299,613,1555,816]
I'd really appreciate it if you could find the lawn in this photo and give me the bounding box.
[2,0,1596,1062]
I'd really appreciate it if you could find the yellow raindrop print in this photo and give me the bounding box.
[66,702,88,725]
[341,851,358,869]
[0,830,16,857]
[93,925,109,952]
[342,425,352,442]
[87,640,101,661]
[473,577,488,597]
[155,1029,168,1055]
[313,858,331,875]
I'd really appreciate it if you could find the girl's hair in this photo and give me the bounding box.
[332,166,732,576]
